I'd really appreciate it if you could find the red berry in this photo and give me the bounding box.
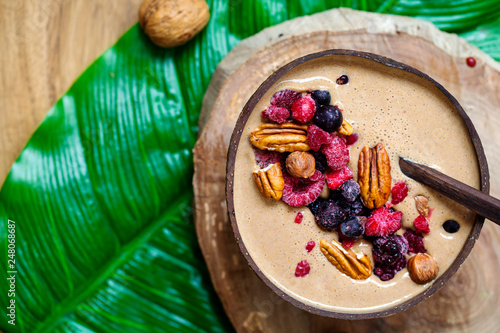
[391,181,408,205]
[321,134,350,171]
[295,260,310,277]
[295,212,303,224]
[466,57,476,67]
[365,205,402,237]
[282,170,324,207]
[252,149,285,169]
[305,241,315,252]
[307,124,332,151]
[403,229,427,253]
[271,89,302,110]
[292,95,316,123]
[413,214,430,234]
[345,133,358,145]
[262,105,290,124]
[325,167,353,190]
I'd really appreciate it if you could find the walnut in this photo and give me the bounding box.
[252,163,285,200]
[408,253,439,284]
[286,152,315,178]
[320,239,372,280]
[250,123,310,153]
[139,0,210,48]
[338,119,353,136]
[415,195,429,217]
[357,143,391,209]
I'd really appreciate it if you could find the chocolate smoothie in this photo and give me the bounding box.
[232,55,480,313]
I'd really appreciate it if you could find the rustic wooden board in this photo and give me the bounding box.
[0,0,143,185]
[193,8,500,332]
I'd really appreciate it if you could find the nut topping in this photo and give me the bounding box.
[252,163,285,200]
[357,143,391,209]
[250,123,310,153]
[407,253,439,284]
[338,119,353,136]
[320,239,372,280]
[415,195,429,217]
[286,151,316,178]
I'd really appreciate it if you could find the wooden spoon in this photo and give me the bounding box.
[399,157,500,225]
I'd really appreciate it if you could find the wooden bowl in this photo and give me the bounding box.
[226,49,489,319]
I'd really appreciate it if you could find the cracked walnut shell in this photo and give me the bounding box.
[357,143,392,209]
[320,239,372,280]
[250,123,310,153]
[253,163,285,200]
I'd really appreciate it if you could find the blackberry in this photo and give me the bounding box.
[314,201,346,231]
[372,235,409,281]
[403,229,427,253]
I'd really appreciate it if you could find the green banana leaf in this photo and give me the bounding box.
[1,1,499,332]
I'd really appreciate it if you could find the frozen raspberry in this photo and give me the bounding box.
[340,180,360,202]
[252,148,285,169]
[391,181,408,205]
[413,215,430,234]
[372,235,408,281]
[314,201,346,231]
[345,132,358,146]
[403,229,427,253]
[295,260,310,277]
[321,134,350,171]
[325,167,353,190]
[295,212,303,224]
[307,124,332,151]
[271,89,302,110]
[262,105,290,124]
[365,205,402,237]
[291,95,316,123]
[341,238,355,248]
[305,241,315,252]
[282,170,324,207]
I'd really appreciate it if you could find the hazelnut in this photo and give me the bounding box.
[139,0,210,48]
[408,253,439,284]
[286,152,315,178]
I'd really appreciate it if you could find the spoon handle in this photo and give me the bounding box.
[399,157,500,226]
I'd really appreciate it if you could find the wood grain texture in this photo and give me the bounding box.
[193,8,500,332]
[400,158,500,225]
[0,0,143,185]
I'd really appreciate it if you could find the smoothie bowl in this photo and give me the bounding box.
[226,50,488,319]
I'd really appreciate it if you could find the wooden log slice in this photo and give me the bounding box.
[193,8,500,332]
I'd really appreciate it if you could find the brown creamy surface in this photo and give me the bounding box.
[233,55,480,313]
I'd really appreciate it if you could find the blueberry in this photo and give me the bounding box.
[314,201,346,231]
[310,90,331,106]
[340,180,360,202]
[307,197,327,216]
[443,220,460,233]
[336,75,349,85]
[313,105,343,133]
[340,216,364,238]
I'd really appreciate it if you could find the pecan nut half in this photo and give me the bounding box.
[338,119,353,136]
[357,143,391,209]
[320,239,372,280]
[250,123,310,153]
[252,163,285,200]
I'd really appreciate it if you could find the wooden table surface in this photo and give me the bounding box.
[0,0,142,186]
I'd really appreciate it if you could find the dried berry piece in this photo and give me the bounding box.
[336,75,349,85]
[443,220,460,233]
[291,95,316,123]
[295,260,311,277]
[282,170,324,207]
[403,229,427,254]
[413,214,430,234]
[307,124,332,152]
[306,241,315,252]
[321,134,350,171]
[295,212,303,224]
[271,89,302,109]
[391,181,408,205]
[364,205,402,237]
[325,167,353,191]
[262,105,290,124]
